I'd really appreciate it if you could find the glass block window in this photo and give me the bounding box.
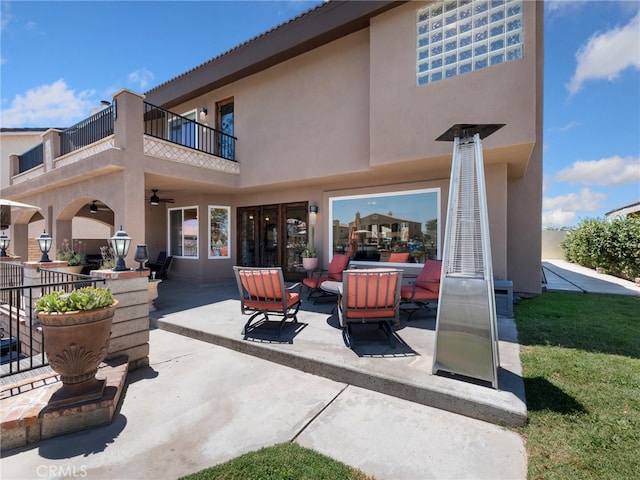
[417,0,524,86]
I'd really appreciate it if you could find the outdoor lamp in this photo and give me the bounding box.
[199,107,208,120]
[134,244,149,271]
[309,205,318,226]
[110,226,132,271]
[0,231,9,257]
[90,201,98,214]
[37,230,53,262]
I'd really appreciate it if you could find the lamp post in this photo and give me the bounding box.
[110,226,132,271]
[0,231,9,257]
[134,244,149,271]
[37,231,53,262]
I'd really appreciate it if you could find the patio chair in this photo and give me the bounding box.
[338,268,403,349]
[233,266,301,339]
[149,255,173,279]
[302,254,350,303]
[400,259,442,320]
[388,252,410,263]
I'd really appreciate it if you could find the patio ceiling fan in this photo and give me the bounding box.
[89,200,111,214]
[148,189,175,206]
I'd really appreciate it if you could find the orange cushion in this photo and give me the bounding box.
[244,292,300,311]
[414,260,442,292]
[302,276,329,289]
[401,284,439,300]
[328,254,349,280]
[345,271,398,309]
[239,270,282,300]
[388,252,410,262]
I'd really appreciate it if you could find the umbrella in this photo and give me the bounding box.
[0,199,40,210]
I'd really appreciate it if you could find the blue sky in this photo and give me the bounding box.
[1,0,638,228]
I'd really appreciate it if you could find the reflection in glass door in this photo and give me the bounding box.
[237,202,309,280]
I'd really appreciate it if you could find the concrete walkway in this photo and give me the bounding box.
[542,259,640,296]
[1,328,527,480]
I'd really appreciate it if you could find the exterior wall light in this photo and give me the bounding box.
[134,244,149,271]
[309,205,318,226]
[199,107,208,120]
[110,226,132,271]
[37,230,53,262]
[0,231,9,257]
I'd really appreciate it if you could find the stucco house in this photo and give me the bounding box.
[2,0,543,295]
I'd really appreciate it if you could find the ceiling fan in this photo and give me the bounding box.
[89,200,111,214]
[148,189,175,205]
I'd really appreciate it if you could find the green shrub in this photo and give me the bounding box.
[562,216,640,280]
[35,287,114,313]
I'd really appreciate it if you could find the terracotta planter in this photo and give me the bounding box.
[61,265,84,274]
[148,279,162,311]
[37,300,118,407]
[302,257,318,271]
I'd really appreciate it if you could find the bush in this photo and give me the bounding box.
[562,216,640,280]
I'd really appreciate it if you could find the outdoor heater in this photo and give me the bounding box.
[432,124,504,389]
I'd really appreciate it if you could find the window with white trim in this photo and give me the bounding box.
[417,0,524,85]
[169,206,198,258]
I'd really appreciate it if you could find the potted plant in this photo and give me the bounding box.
[56,239,87,274]
[301,226,318,270]
[35,286,118,406]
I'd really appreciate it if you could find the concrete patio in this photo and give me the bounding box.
[149,278,527,427]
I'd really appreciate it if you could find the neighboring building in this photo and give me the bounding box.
[1,0,544,295]
[605,201,640,221]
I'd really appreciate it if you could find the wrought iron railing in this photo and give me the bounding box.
[60,105,114,156]
[143,102,237,161]
[17,143,44,174]
[0,270,104,378]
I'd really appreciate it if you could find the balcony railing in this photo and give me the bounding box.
[143,102,237,161]
[60,105,114,156]
[17,143,44,174]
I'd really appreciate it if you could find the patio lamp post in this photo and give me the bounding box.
[37,230,53,262]
[110,226,132,271]
[0,231,9,257]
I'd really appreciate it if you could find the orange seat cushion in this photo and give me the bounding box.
[244,292,300,311]
[401,284,439,300]
[327,254,350,280]
[343,271,398,320]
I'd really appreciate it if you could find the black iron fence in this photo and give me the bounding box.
[17,143,44,174]
[0,269,104,378]
[60,105,114,156]
[143,102,237,161]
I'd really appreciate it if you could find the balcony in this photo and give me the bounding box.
[11,91,238,183]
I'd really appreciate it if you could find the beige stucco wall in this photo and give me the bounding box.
[0,131,45,190]
[3,2,543,294]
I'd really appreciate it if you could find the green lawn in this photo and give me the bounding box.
[179,442,373,480]
[515,292,640,480]
[182,292,639,480]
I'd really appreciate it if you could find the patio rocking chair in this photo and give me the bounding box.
[400,259,442,320]
[302,254,350,303]
[338,268,403,349]
[233,266,302,339]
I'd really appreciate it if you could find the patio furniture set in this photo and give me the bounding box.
[233,257,442,349]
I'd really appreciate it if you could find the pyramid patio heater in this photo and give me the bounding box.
[432,123,504,389]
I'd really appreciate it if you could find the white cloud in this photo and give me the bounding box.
[543,187,606,211]
[542,209,577,228]
[128,68,155,90]
[0,80,95,128]
[542,187,607,227]
[554,156,640,186]
[567,11,640,95]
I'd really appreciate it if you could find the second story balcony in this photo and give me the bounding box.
[9,90,238,185]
